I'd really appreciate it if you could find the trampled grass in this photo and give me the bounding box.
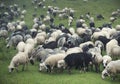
[0,0,120,84]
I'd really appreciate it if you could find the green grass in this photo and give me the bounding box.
[0,0,120,84]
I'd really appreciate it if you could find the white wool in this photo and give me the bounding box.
[16,41,26,52]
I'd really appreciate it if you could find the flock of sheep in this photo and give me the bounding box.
[0,0,120,81]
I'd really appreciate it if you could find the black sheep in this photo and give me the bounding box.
[64,52,92,73]
[42,41,57,49]
[97,36,111,49]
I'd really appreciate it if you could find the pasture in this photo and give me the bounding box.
[0,0,120,84]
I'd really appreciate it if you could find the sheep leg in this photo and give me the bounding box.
[26,62,29,70]
[22,64,25,71]
[95,64,98,72]
[46,65,51,73]
[68,67,72,74]
[15,67,19,72]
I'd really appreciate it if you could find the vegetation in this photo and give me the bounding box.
[0,0,120,84]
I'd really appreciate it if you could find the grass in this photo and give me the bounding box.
[0,0,120,84]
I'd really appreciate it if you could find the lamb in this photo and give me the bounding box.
[101,60,120,80]
[102,55,112,68]
[8,52,29,73]
[39,53,66,72]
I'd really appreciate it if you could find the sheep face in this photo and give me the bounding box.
[8,66,14,73]
[57,60,65,68]
[103,59,108,68]
[39,63,48,71]
[102,69,109,79]
[30,59,34,65]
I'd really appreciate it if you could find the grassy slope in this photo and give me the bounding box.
[0,0,120,84]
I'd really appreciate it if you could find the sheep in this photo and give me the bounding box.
[68,16,73,27]
[96,14,104,20]
[66,47,83,55]
[34,31,46,45]
[24,38,36,58]
[91,31,110,41]
[76,28,86,36]
[6,34,24,48]
[42,41,57,49]
[69,27,75,35]
[57,52,93,73]
[111,45,120,59]
[91,52,103,72]
[106,39,118,56]
[101,68,110,79]
[39,53,66,72]
[96,36,111,50]
[102,55,112,68]
[0,29,8,38]
[79,41,94,49]
[115,25,120,31]
[16,41,26,52]
[88,44,102,54]
[101,60,120,80]
[95,40,104,51]
[30,47,55,65]
[110,17,117,23]
[8,52,29,73]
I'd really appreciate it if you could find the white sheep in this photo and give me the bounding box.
[111,45,120,59]
[24,38,36,57]
[66,47,83,55]
[7,22,16,32]
[0,30,8,38]
[76,28,86,36]
[39,53,66,72]
[101,60,120,80]
[69,27,75,35]
[8,52,29,72]
[91,31,110,40]
[79,41,94,49]
[115,24,120,31]
[91,52,103,72]
[106,39,118,56]
[34,31,46,45]
[102,55,112,68]
[68,16,73,26]
[39,24,46,31]
[16,41,26,52]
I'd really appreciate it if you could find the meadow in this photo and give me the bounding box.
[0,0,120,84]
